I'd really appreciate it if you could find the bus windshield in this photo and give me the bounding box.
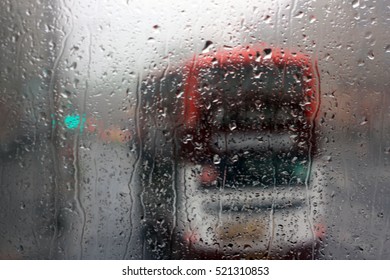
[196,64,308,132]
[186,63,314,187]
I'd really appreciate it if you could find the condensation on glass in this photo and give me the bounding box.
[0,0,389,259]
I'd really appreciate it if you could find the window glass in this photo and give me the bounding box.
[1,0,389,260]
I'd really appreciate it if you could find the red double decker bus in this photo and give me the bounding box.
[141,44,325,259]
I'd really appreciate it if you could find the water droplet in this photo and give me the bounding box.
[364,31,372,39]
[67,61,77,70]
[202,40,214,53]
[352,0,360,8]
[367,50,374,60]
[73,78,80,88]
[182,134,193,144]
[294,11,304,18]
[42,68,51,78]
[263,15,271,24]
[213,154,221,165]
[70,45,79,55]
[229,121,237,131]
[176,90,184,98]
[61,90,72,98]
[263,48,272,59]
[17,245,24,252]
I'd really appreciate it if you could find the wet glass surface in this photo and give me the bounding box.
[0,0,389,259]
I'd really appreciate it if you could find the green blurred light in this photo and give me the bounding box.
[64,114,80,129]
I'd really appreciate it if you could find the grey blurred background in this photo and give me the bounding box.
[0,0,389,259]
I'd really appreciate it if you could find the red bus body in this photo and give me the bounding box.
[141,44,324,259]
[182,45,319,128]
